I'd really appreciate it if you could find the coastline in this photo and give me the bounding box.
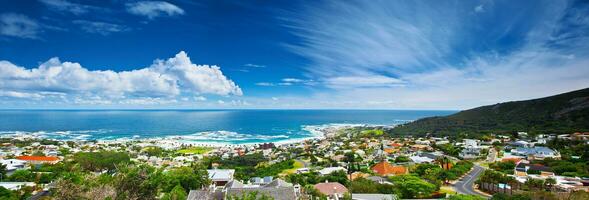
[0,123,394,148]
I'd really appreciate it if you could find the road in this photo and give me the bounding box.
[454,165,488,197]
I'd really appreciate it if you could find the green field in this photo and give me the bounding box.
[177,147,213,154]
[281,160,305,174]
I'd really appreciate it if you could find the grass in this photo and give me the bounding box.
[440,185,456,195]
[281,160,305,175]
[177,147,213,154]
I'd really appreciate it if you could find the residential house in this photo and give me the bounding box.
[409,155,434,164]
[511,146,560,160]
[0,159,27,175]
[314,182,348,200]
[224,179,298,200]
[351,194,398,200]
[208,169,235,187]
[16,156,59,165]
[250,176,274,185]
[371,161,408,176]
[514,162,553,177]
[319,167,347,176]
[0,182,35,190]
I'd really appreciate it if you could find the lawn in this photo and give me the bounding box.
[281,160,305,175]
[177,147,213,154]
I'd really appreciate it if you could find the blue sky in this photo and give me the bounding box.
[0,0,588,109]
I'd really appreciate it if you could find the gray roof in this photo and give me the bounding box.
[187,190,215,200]
[225,179,297,200]
[352,193,398,200]
[226,187,296,200]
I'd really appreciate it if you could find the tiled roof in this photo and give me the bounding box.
[314,182,348,195]
[371,161,407,176]
[16,156,59,161]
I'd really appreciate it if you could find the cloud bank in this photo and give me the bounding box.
[0,51,242,104]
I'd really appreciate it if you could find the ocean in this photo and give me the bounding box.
[0,110,455,144]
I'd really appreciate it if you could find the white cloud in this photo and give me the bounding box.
[0,91,43,99]
[0,51,242,104]
[255,82,275,86]
[282,78,304,83]
[194,96,207,101]
[244,63,266,68]
[126,1,185,19]
[474,5,484,13]
[39,0,93,15]
[73,20,129,35]
[0,13,40,39]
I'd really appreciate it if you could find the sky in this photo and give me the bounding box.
[0,0,588,110]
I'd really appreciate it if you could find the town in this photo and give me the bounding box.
[0,126,588,200]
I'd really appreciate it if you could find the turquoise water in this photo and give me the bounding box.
[0,110,454,144]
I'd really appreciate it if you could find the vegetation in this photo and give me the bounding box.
[388,175,437,199]
[203,153,294,180]
[489,161,516,174]
[448,194,486,200]
[390,88,589,137]
[73,151,131,172]
[176,147,213,154]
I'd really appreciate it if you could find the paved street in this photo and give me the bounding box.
[454,165,488,197]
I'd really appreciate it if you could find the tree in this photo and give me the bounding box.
[0,164,7,181]
[448,194,486,200]
[113,165,160,200]
[7,170,33,182]
[0,186,17,200]
[74,151,130,172]
[162,185,187,200]
[52,179,84,200]
[320,170,349,186]
[394,156,410,163]
[161,165,210,193]
[388,175,436,198]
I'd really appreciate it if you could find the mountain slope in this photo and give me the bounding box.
[390,88,589,136]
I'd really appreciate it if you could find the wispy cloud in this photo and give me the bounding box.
[280,0,589,108]
[256,78,315,87]
[126,1,185,19]
[244,63,266,68]
[39,0,96,15]
[73,20,129,35]
[0,13,40,39]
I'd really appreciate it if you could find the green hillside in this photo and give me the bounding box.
[389,88,589,137]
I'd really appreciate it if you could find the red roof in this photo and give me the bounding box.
[371,161,407,176]
[16,156,59,162]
